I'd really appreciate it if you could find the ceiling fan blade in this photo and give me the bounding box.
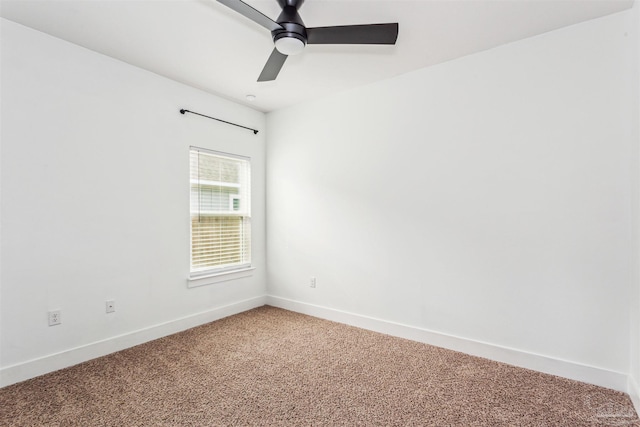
[258,49,288,82]
[307,23,398,45]
[217,0,283,32]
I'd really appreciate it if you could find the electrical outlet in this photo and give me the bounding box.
[106,300,115,313]
[48,310,61,326]
[310,277,316,288]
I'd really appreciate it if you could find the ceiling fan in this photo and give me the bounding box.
[217,0,399,81]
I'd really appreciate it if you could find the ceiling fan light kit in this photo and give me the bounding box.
[217,0,399,81]
[274,35,305,55]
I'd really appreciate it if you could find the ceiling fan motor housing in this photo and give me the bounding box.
[272,5,308,53]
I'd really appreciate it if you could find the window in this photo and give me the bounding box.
[190,147,251,277]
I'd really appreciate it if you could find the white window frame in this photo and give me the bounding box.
[188,147,253,286]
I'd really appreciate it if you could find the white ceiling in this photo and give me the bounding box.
[0,0,634,112]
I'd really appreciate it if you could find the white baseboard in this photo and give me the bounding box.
[3,294,631,397]
[0,296,266,388]
[266,295,629,393]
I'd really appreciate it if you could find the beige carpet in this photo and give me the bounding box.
[1,306,638,426]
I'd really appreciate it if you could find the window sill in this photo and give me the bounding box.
[187,267,255,289]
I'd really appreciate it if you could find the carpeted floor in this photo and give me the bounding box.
[1,306,638,426]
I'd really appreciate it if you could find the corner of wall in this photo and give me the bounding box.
[630,0,640,399]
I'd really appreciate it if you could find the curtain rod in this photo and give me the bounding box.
[179,109,259,135]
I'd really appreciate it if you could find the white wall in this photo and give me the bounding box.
[0,18,266,386]
[267,10,635,385]
[630,0,640,407]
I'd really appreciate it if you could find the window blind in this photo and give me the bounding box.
[190,147,251,275]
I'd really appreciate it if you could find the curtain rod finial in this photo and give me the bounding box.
[180,109,186,114]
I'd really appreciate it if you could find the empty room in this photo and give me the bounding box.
[1,0,640,425]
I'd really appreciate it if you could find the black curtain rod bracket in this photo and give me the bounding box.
[179,109,258,135]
